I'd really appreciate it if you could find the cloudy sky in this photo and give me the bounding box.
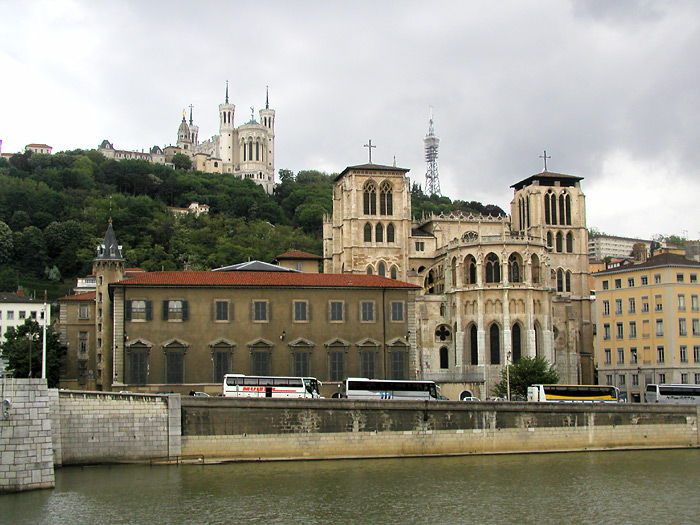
[2,0,700,240]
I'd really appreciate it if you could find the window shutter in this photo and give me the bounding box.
[162,300,169,321]
[145,301,152,321]
[125,300,132,321]
[182,300,188,321]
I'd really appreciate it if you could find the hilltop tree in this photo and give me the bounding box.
[171,153,192,171]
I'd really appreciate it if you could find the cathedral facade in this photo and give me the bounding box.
[323,163,594,398]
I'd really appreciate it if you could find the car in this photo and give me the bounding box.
[461,396,481,402]
[190,391,210,397]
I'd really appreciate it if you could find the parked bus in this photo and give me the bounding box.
[343,378,440,400]
[528,384,620,403]
[223,374,321,398]
[645,384,700,404]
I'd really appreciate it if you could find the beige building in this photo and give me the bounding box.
[324,164,594,397]
[593,252,700,401]
[273,250,322,273]
[58,224,417,395]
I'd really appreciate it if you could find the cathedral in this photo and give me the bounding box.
[99,83,276,194]
[323,163,594,398]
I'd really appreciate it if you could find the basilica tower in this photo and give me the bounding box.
[218,81,236,167]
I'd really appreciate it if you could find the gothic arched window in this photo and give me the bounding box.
[379,181,393,215]
[531,254,540,284]
[469,324,478,365]
[547,231,553,248]
[439,347,449,369]
[386,223,395,243]
[489,324,501,365]
[566,232,574,253]
[376,223,384,243]
[508,253,521,283]
[390,266,398,279]
[556,232,563,253]
[464,255,477,285]
[512,323,522,362]
[557,268,564,292]
[485,253,501,284]
[378,261,386,277]
[364,223,372,243]
[363,181,377,215]
[559,193,566,225]
[565,194,572,225]
[366,266,373,275]
[566,270,572,292]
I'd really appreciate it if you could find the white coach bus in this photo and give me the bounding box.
[645,384,700,404]
[223,374,321,398]
[342,378,440,400]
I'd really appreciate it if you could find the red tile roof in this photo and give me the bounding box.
[58,291,96,302]
[275,250,322,260]
[113,271,420,289]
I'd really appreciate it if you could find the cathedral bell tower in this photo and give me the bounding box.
[218,80,236,167]
[259,86,276,183]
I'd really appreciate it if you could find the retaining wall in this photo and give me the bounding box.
[56,391,181,465]
[180,398,700,460]
[0,379,55,493]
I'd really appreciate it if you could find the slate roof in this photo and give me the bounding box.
[510,170,583,191]
[112,271,420,289]
[0,292,46,304]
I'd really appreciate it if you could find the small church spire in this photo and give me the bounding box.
[189,104,193,126]
[266,85,269,109]
[225,80,229,104]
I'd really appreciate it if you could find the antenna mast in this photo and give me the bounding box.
[424,107,441,196]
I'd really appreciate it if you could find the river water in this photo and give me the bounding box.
[2,449,699,524]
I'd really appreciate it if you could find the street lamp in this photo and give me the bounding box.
[506,351,512,400]
[26,331,38,378]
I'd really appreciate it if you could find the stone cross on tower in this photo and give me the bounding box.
[364,140,376,163]
[539,150,551,172]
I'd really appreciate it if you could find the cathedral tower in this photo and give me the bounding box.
[218,81,236,167]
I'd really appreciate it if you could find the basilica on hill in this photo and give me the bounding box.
[98,83,276,194]
[323,162,594,396]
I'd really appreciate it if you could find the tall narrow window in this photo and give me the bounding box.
[252,351,270,376]
[166,351,184,384]
[512,323,522,362]
[470,324,478,365]
[386,223,395,243]
[489,324,500,365]
[565,194,572,225]
[566,232,573,253]
[376,223,384,242]
[379,181,393,215]
[485,253,500,283]
[556,232,563,252]
[557,269,564,292]
[391,349,407,380]
[364,223,372,242]
[361,350,375,378]
[378,261,386,277]
[508,254,521,283]
[129,350,148,385]
[558,193,566,225]
[329,351,345,381]
[363,181,377,215]
[213,350,231,383]
[293,352,309,377]
[439,347,449,369]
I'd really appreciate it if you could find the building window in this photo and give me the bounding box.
[691,274,698,283]
[603,324,611,340]
[630,348,638,364]
[293,351,309,377]
[293,300,309,322]
[129,350,148,385]
[126,300,152,321]
[695,373,700,385]
[657,346,665,364]
[615,299,623,315]
[658,373,666,383]
[680,345,688,363]
[485,253,501,283]
[439,347,449,369]
[376,223,384,243]
[163,300,188,321]
[7,311,13,320]
[693,319,700,336]
[616,323,624,339]
[632,374,639,386]
[213,350,231,383]
[619,375,626,386]
[416,241,425,251]
[655,319,664,336]
[391,349,407,380]
[602,300,610,316]
[695,346,700,363]
[329,351,345,382]
[79,332,88,354]
[364,223,372,242]
[628,277,635,287]
[677,273,684,283]
[363,181,377,215]
[360,301,375,322]
[628,298,636,314]
[678,294,686,311]
[387,223,395,243]
[378,261,386,277]
[614,279,622,289]
[641,276,648,286]
[679,318,687,336]
[215,301,229,321]
[489,324,501,365]
[604,348,611,365]
[379,181,393,215]
[165,351,184,383]
[654,274,661,284]
[78,304,90,319]
[629,321,637,339]
[252,351,270,376]
[602,280,609,290]
[654,296,663,312]
[617,348,625,364]
[391,266,398,280]
[253,300,268,322]
[606,374,613,386]
[692,295,699,312]
[391,301,404,322]
[641,297,649,313]
[361,350,375,379]
[681,373,689,384]
[329,301,344,322]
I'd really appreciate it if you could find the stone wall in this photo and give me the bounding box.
[180,398,699,460]
[56,391,180,465]
[0,379,55,493]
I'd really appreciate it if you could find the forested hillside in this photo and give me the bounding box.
[0,150,504,299]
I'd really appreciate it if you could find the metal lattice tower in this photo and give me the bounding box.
[424,107,441,196]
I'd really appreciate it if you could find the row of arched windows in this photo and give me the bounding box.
[554,268,573,293]
[453,253,542,287]
[547,231,575,253]
[463,322,541,366]
[363,180,393,216]
[364,222,395,243]
[262,116,273,128]
[517,195,531,230]
[366,262,399,279]
[544,190,572,226]
[241,138,267,162]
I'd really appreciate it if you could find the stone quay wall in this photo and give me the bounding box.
[0,379,55,493]
[55,391,181,465]
[180,398,699,460]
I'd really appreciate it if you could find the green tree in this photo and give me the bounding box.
[492,356,559,400]
[171,154,192,171]
[0,221,13,264]
[0,319,66,387]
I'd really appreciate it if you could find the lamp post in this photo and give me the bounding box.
[26,331,38,378]
[506,351,512,400]
[41,302,48,379]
